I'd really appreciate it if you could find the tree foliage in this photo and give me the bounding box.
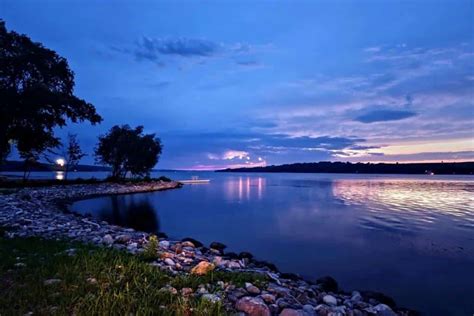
[0,20,102,165]
[95,125,162,179]
[64,133,85,180]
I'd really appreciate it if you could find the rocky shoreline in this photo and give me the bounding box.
[0,181,414,316]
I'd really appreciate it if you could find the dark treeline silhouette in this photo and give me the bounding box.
[0,21,162,181]
[0,160,110,172]
[217,161,474,175]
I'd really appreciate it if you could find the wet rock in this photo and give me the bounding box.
[315,276,338,292]
[303,304,316,316]
[314,304,331,316]
[361,291,397,309]
[322,295,337,306]
[102,234,114,245]
[280,272,301,281]
[115,234,132,244]
[210,241,227,251]
[190,261,215,275]
[164,258,175,266]
[159,240,170,249]
[373,304,397,316]
[239,251,254,259]
[235,296,271,316]
[260,293,276,304]
[181,241,195,248]
[182,237,203,247]
[245,282,261,295]
[279,308,308,316]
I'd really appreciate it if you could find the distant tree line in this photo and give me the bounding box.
[218,161,474,175]
[0,20,162,181]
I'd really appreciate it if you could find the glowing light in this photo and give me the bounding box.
[258,157,263,161]
[55,171,64,180]
[55,158,65,167]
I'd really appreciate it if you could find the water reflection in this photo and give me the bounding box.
[225,176,266,201]
[55,171,64,180]
[95,195,160,233]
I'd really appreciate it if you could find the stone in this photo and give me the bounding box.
[181,237,203,247]
[115,234,132,244]
[86,277,98,284]
[14,262,26,268]
[102,234,114,245]
[44,278,61,286]
[373,304,397,316]
[181,287,193,296]
[164,258,175,266]
[202,293,221,303]
[159,240,170,249]
[322,295,337,306]
[245,282,261,295]
[191,261,215,275]
[279,308,307,316]
[239,251,254,259]
[227,260,241,269]
[260,293,276,304]
[209,241,227,251]
[314,304,331,316]
[351,291,362,302]
[127,242,138,251]
[181,241,195,248]
[235,296,271,316]
[315,276,338,292]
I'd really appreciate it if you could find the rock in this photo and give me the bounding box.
[190,261,215,275]
[245,282,261,295]
[202,293,221,303]
[115,234,132,244]
[159,240,170,249]
[322,295,337,306]
[303,305,316,316]
[181,287,193,296]
[127,242,138,251]
[351,291,362,302]
[44,278,61,286]
[227,260,241,269]
[181,237,203,247]
[260,293,276,304]
[314,304,331,316]
[86,277,97,284]
[164,258,175,266]
[210,241,227,251]
[279,308,307,316]
[373,304,397,316]
[14,262,26,268]
[360,291,397,309]
[235,296,271,316]
[102,234,114,245]
[315,276,338,292]
[280,272,301,281]
[159,285,178,295]
[239,251,254,259]
[181,241,195,248]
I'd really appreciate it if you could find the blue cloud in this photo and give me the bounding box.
[354,109,417,123]
[136,37,220,60]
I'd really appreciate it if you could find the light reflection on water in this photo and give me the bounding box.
[70,173,474,315]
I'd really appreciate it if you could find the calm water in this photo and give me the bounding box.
[28,171,474,315]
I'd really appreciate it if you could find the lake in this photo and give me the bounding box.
[9,171,473,315]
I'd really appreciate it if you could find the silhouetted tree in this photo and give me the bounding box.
[64,133,85,180]
[95,125,162,179]
[0,20,102,169]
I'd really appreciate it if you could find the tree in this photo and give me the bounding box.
[63,133,85,180]
[0,20,102,168]
[95,125,162,179]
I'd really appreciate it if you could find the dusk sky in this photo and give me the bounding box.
[2,0,474,170]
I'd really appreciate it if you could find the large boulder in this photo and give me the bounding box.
[190,261,215,275]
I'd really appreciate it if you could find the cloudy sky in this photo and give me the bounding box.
[2,0,474,169]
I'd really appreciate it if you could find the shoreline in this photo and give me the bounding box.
[0,181,415,315]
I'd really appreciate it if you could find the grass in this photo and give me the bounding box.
[0,236,267,315]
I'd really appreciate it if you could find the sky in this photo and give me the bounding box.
[2,0,474,170]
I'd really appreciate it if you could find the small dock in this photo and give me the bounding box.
[178,176,210,184]
[178,179,210,184]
